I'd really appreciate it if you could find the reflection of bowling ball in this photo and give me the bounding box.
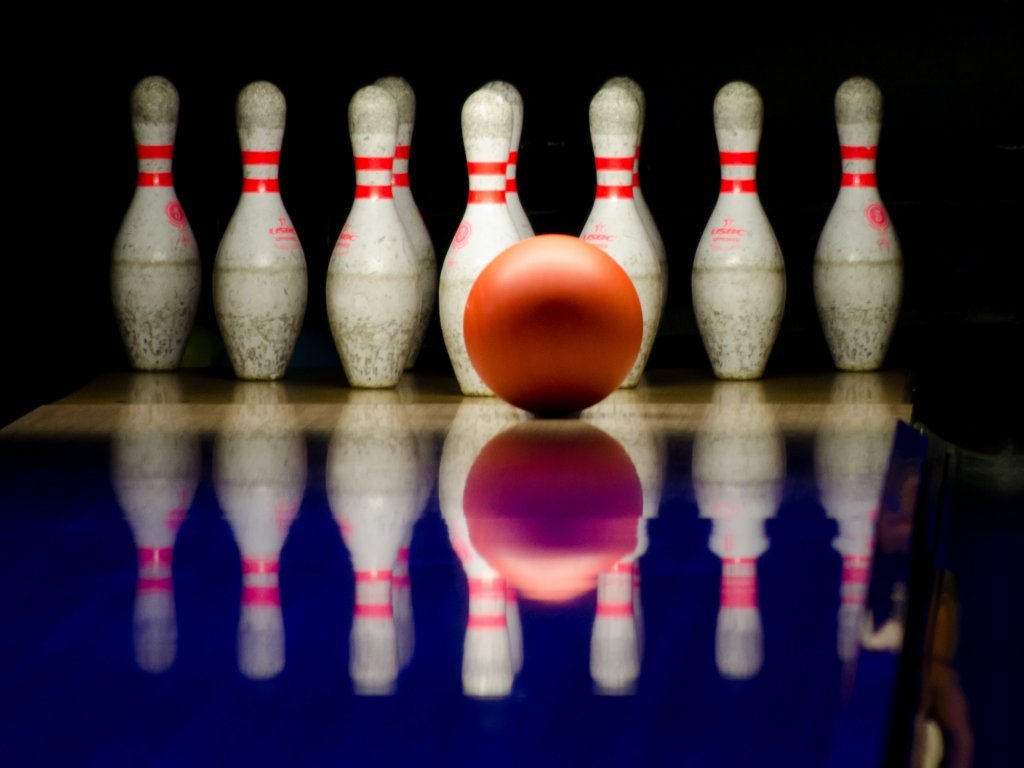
[463,235,642,416]
[464,422,641,603]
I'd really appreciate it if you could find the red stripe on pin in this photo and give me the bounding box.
[468,615,507,629]
[355,156,394,171]
[138,577,173,592]
[609,561,633,574]
[633,172,640,188]
[355,185,394,199]
[595,156,635,171]
[137,172,173,187]
[392,575,411,587]
[397,548,410,564]
[508,150,518,164]
[355,570,393,582]
[355,604,393,618]
[596,185,634,199]
[468,161,507,175]
[841,145,878,160]
[393,172,410,187]
[242,558,279,575]
[842,173,877,187]
[720,179,757,193]
[242,150,281,165]
[468,190,506,204]
[720,151,758,165]
[469,579,506,598]
[136,144,174,159]
[506,179,518,192]
[243,585,280,606]
[395,145,410,159]
[138,547,173,569]
[242,178,279,193]
[597,603,633,617]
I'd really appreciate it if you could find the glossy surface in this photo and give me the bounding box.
[464,235,643,415]
[1,372,926,767]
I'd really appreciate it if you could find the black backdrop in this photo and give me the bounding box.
[7,10,1022,434]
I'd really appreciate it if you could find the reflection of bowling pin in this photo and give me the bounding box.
[581,83,663,388]
[111,375,199,673]
[602,76,667,308]
[439,89,520,396]
[591,561,640,695]
[483,80,533,238]
[585,390,664,674]
[214,81,307,380]
[693,382,784,679]
[112,76,200,371]
[816,373,899,661]
[327,391,420,695]
[375,77,437,371]
[214,383,306,679]
[439,401,525,697]
[328,85,419,388]
[692,82,785,380]
[815,77,902,371]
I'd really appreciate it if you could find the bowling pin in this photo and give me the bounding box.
[111,374,199,673]
[815,77,902,371]
[602,76,667,307]
[439,401,526,697]
[214,81,307,380]
[375,77,437,371]
[692,82,785,380]
[112,76,200,371]
[693,382,784,679]
[816,373,898,661]
[327,391,421,695]
[581,83,663,388]
[214,382,306,679]
[439,89,520,396]
[327,85,419,388]
[591,561,641,695]
[483,81,534,238]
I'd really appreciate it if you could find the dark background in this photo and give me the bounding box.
[7,10,1023,435]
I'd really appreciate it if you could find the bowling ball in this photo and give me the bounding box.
[463,234,642,416]
[464,422,641,603]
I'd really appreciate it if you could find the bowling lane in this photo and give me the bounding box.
[1,372,933,767]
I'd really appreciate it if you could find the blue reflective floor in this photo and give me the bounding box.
[0,373,929,767]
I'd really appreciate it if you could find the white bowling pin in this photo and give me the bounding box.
[581,84,663,388]
[375,77,437,371]
[439,401,526,697]
[693,382,785,679]
[816,373,898,661]
[327,391,420,695]
[815,77,902,371]
[214,382,306,680]
[328,85,419,388]
[603,76,667,307]
[112,76,200,371]
[214,81,307,380]
[439,88,520,396]
[111,374,199,673]
[591,562,640,695]
[693,82,785,380]
[483,80,534,238]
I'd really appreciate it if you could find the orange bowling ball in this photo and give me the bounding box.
[463,234,642,415]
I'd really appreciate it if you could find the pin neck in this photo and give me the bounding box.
[354,155,394,199]
[241,150,281,194]
[720,558,758,608]
[839,145,879,187]
[594,155,634,198]
[467,160,507,203]
[718,151,758,193]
